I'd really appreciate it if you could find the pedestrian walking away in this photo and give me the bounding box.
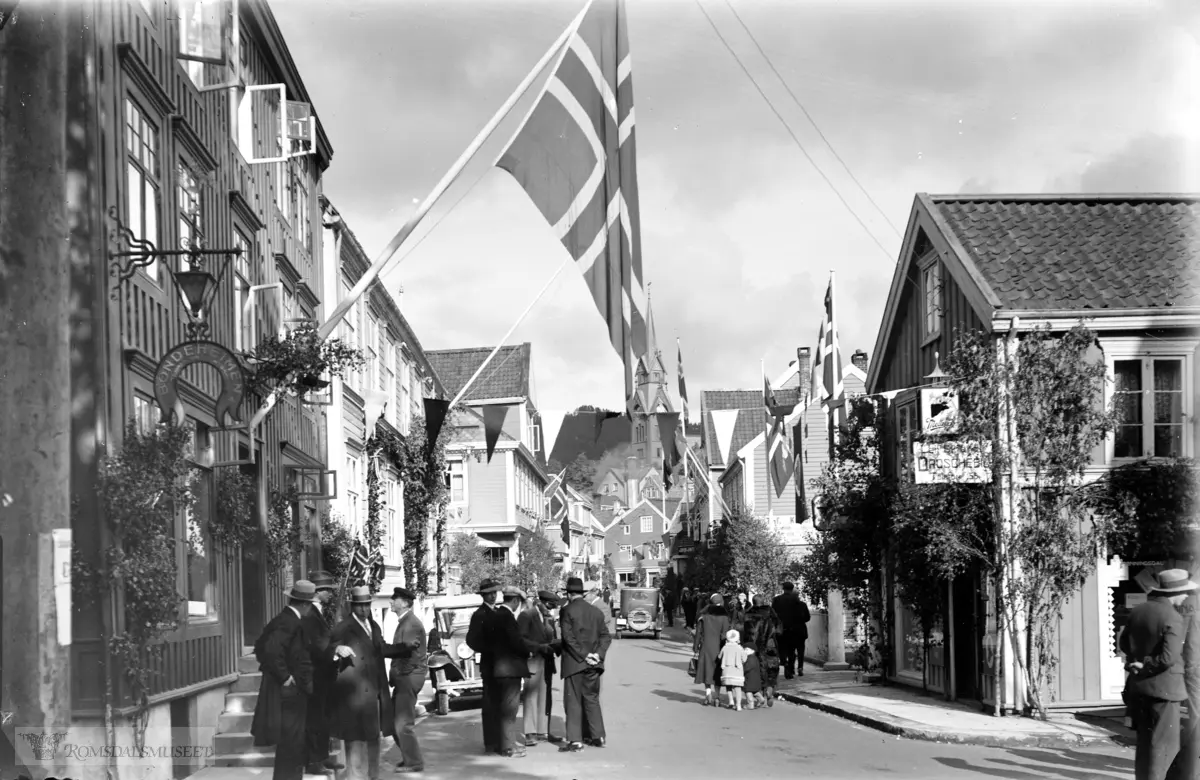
[743,601,781,707]
[693,593,730,707]
[772,582,810,679]
[383,586,428,774]
[328,586,395,780]
[250,580,317,780]
[465,578,502,754]
[558,576,612,753]
[1121,568,1196,780]
[299,570,344,776]
[490,586,534,758]
[519,589,562,745]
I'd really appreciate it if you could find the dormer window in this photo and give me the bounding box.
[920,255,942,339]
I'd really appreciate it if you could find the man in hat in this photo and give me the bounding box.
[329,586,394,780]
[1120,568,1197,780]
[465,578,502,753]
[772,581,810,679]
[491,586,533,757]
[300,570,343,776]
[382,586,427,774]
[558,576,611,753]
[251,580,318,780]
[518,589,560,745]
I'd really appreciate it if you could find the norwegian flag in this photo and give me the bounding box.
[347,539,384,590]
[544,469,571,543]
[677,339,689,425]
[767,419,794,499]
[811,275,847,428]
[497,0,646,403]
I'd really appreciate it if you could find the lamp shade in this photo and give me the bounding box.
[174,270,216,318]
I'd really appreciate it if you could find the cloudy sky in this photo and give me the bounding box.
[274,0,1200,413]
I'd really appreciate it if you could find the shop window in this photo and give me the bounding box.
[184,421,217,620]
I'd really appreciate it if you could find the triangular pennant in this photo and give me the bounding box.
[594,410,621,444]
[710,409,739,466]
[422,397,451,448]
[663,456,673,491]
[655,412,681,470]
[483,404,509,463]
[363,389,390,442]
[540,410,567,462]
[793,422,808,521]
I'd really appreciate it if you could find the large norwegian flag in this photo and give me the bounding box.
[767,419,794,499]
[497,0,646,402]
[811,275,847,428]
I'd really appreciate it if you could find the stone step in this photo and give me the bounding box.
[216,711,253,734]
[213,732,257,755]
[231,672,262,693]
[237,654,259,674]
[225,691,258,713]
[213,749,274,768]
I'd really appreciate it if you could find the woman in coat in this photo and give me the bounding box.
[692,594,731,706]
[328,587,395,780]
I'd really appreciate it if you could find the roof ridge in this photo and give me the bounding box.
[929,192,1200,203]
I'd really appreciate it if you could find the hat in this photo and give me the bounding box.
[478,579,502,595]
[1154,569,1199,594]
[309,570,335,589]
[565,577,585,594]
[348,585,372,604]
[502,586,527,601]
[710,593,723,606]
[726,629,740,643]
[391,587,417,602]
[285,580,317,602]
[537,590,559,603]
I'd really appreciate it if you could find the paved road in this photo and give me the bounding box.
[389,625,1134,779]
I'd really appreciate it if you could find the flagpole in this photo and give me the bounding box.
[448,254,572,410]
[828,269,838,455]
[763,359,772,516]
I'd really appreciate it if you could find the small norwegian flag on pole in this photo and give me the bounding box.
[812,272,847,431]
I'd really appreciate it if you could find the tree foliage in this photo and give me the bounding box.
[448,528,563,594]
[548,452,599,495]
[1084,458,1199,561]
[724,509,790,599]
[211,467,257,551]
[264,485,303,583]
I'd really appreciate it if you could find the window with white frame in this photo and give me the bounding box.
[640,515,653,533]
[382,477,397,563]
[622,524,630,535]
[133,393,160,434]
[1110,351,1192,460]
[232,228,253,351]
[378,328,390,396]
[176,161,203,271]
[447,461,465,502]
[896,402,916,481]
[364,314,378,392]
[291,158,310,249]
[124,98,161,282]
[346,454,361,530]
[921,258,942,338]
[340,280,360,392]
[620,544,632,560]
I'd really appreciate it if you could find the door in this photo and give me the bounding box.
[952,567,979,701]
[240,448,266,648]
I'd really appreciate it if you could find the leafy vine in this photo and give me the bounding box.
[210,467,258,551]
[265,486,303,583]
[248,322,364,398]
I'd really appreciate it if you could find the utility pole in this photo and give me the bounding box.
[0,2,75,777]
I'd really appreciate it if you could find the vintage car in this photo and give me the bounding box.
[425,593,485,715]
[613,587,662,639]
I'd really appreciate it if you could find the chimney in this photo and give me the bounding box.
[796,347,812,400]
[852,350,869,374]
[625,455,640,505]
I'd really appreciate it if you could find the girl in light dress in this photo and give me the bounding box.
[718,629,749,710]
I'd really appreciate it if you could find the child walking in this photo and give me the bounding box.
[743,643,764,709]
[718,629,746,710]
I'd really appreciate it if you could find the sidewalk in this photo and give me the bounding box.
[774,662,1133,749]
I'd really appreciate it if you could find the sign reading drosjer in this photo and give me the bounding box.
[154,340,246,428]
[913,441,992,484]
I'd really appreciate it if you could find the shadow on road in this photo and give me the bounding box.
[651,687,702,706]
[934,745,1132,779]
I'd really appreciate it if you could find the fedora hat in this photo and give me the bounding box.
[309,570,336,589]
[565,576,585,594]
[348,585,373,604]
[478,579,502,595]
[391,587,417,602]
[1154,569,1199,594]
[284,580,317,602]
[502,585,527,601]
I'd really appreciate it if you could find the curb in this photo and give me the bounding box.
[775,690,1124,749]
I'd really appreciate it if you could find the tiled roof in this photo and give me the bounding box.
[929,195,1200,311]
[426,343,531,402]
[700,390,761,467]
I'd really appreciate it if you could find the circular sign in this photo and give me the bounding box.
[154,340,246,428]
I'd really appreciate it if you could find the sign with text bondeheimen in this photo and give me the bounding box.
[913,441,992,484]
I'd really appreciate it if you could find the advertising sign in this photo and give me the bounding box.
[920,388,960,436]
[913,440,992,484]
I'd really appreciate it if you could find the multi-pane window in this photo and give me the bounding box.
[177,161,202,270]
[620,544,632,560]
[345,454,361,531]
[381,477,397,563]
[185,421,216,619]
[640,515,653,533]
[896,403,915,481]
[364,315,378,392]
[1113,357,1187,459]
[380,331,392,400]
[124,99,161,282]
[233,229,253,351]
[922,260,942,336]
[133,393,160,434]
[340,281,360,392]
[447,461,465,502]
[400,359,411,435]
[292,159,310,249]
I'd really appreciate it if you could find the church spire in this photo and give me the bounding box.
[645,284,659,361]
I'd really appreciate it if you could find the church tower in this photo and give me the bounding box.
[630,291,674,465]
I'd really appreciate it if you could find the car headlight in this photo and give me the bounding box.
[456,643,475,660]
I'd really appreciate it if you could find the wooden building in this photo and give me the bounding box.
[866,193,1200,710]
[67,0,335,774]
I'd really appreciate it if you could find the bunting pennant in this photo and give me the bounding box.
[593,409,622,444]
[662,455,673,491]
[677,339,689,424]
[422,397,451,448]
[363,389,390,441]
[483,404,509,463]
[767,420,794,499]
[710,409,738,466]
[793,421,808,520]
[540,410,568,462]
[655,411,681,471]
[496,0,646,405]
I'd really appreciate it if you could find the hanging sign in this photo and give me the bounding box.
[920,388,960,436]
[913,441,992,484]
[154,340,246,428]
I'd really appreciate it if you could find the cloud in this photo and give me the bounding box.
[1048,134,1200,193]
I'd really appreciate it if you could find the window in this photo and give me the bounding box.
[447,461,465,502]
[176,161,203,270]
[133,393,160,434]
[184,421,216,620]
[921,259,942,337]
[620,544,632,560]
[398,356,411,435]
[663,517,670,533]
[636,425,644,443]
[896,403,915,481]
[232,229,254,351]
[364,315,379,392]
[380,331,393,399]
[292,159,310,249]
[346,454,361,530]
[340,281,360,392]
[381,478,397,564]
[1112,357,1189,459]
[275,151,288,216]
[640,515,653,533]
[282,286,297,328]
[622,524,630,535]
[124,99,161,282]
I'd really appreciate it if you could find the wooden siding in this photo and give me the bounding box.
[72,0,328,714]
[605,501,670,570]
[465,455,510,526]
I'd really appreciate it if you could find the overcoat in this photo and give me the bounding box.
[465,604,495,678]
[1121,595,1187,702]
[490,606,532,679]
[518,606,558,673]
[328,615,396,742]
[692,606,730,686]
[250,607,314,746]
[772,592,811,640]
[559,598,612,679]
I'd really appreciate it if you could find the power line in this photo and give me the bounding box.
[693,0,896,263]
[723,0,904,238]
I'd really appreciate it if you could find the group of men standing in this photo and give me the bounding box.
[249,571,429,779]
[467,576,612,757]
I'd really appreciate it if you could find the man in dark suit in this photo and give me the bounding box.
[558,576,612,753]
[251,580,317,780]
[538,590,566,743]
[491,586,533,758]
[328,586,394,780]
[382,587,427,774]
[1121,568,1196,780]
[299,570,343,776]
[465,578,502,754]
[772,581,811,679]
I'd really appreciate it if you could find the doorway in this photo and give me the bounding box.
[239,447,265,649]
[951,568,980,701]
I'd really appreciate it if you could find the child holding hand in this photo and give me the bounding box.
[718,629,746,710]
